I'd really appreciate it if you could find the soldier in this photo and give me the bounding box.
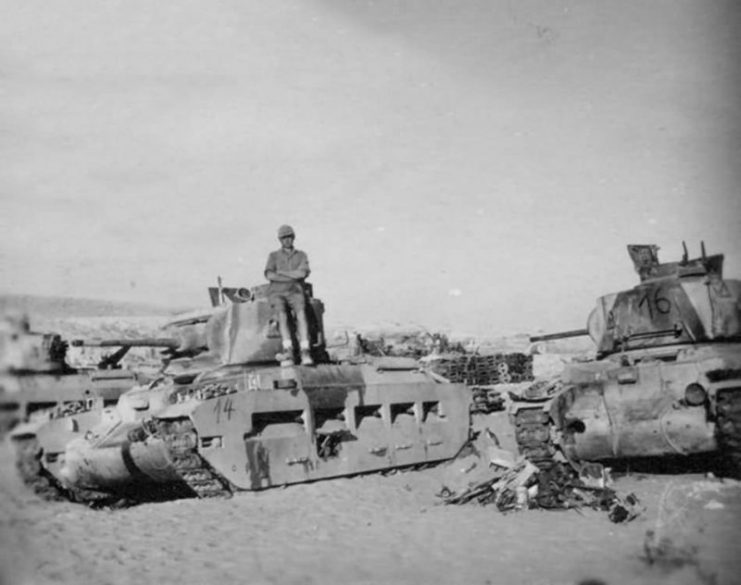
[264,224,313,366]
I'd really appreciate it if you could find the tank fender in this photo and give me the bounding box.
[151,399,203,420]
[372,357,421,371]
[9,416,48,440]
[59,435,178,491]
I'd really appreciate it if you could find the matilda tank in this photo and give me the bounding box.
[6,280,242,440]
[0,313,156,435]
[10,287,234,499]
[8,312,218,499]
[18,283,472,504]
[512,242,741,476]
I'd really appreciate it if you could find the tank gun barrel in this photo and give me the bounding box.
[69,338,183,370]
[529,328,589,343]
[70,338,180,348]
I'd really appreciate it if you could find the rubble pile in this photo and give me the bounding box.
[439,459,539,508]
[438,434,642,523]
[425,353,534,385]
[355,331,466,359]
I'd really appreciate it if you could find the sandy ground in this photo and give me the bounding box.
[2,409,740,585]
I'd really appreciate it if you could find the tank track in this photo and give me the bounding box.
[12,435,66,501]
[512,405,557,469]
[716,389,741,478]
[150,417,233,498]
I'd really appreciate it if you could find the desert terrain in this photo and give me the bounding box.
[1,301,741,585]
[1,408,740,585]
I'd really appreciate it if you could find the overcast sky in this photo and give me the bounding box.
[1,0,740,336]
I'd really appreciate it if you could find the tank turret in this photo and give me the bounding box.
[0,316,149,435]
[200,282,328,366]
[0,314,70,374]
[586,242,741,357]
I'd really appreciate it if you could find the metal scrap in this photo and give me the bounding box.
[471,386,506,414]
[438,457,642,523]
[439,459,539,509]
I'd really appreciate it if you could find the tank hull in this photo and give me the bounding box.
[60,435,179,492]
[9,378,186,500]
[513,343,741,469]
[51,362,472,502]
[1,370,137,434]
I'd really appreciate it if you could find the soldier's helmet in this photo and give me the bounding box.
[277,225,295,238]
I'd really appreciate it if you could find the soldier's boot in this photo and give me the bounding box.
[299,341,314,366]
[277,340,295,367]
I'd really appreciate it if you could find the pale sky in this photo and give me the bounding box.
[1,0,740,336]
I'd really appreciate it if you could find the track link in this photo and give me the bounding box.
[152,418,232,498]
[716,389,741,478]
[512,405,556,469]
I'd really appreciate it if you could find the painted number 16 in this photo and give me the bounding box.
[638,287,672,319]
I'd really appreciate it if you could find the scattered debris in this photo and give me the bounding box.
[471,386,506,413]
[354,330,464,359]
[438,449,642,523]
[578,461,613,490]
[487,443,517,470]
[508,378,563,402]
[438,459,538,508]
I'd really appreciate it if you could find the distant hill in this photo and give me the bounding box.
[0,293,188,321]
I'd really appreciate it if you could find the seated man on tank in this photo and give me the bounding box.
[264,224,313,367]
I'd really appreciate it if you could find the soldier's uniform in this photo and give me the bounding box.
[264,225,313,366]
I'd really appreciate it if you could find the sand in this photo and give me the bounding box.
[2,409,740,585]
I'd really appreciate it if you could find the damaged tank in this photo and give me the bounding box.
[512,242,741,476]
[0,313,154,435]
[4,283,230,435]
[18,283,472,504]
[8,306,219,499]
